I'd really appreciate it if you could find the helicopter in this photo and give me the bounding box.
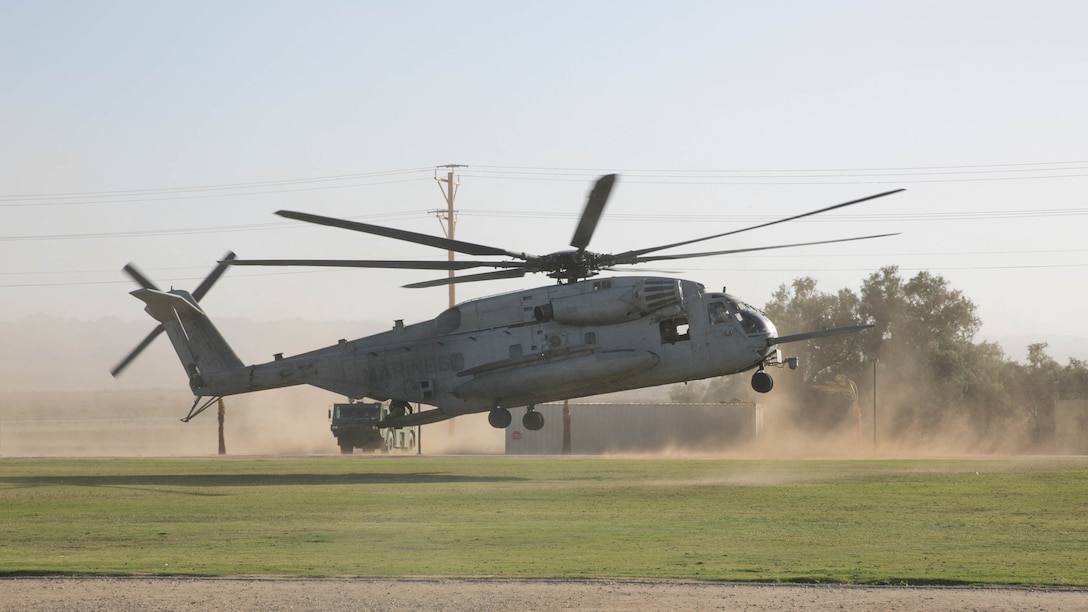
[113,175,902,430]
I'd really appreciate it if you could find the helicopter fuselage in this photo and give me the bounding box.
[187,275,779,427]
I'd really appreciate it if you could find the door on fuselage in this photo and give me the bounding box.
[690,297,746,368]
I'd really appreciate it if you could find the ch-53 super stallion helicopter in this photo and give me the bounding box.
[113,175,901,431]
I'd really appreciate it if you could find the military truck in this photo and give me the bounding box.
[329,402,416,454]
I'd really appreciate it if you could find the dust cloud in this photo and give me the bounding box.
[0,382,1062,458]
[413,413,504,455]
[0,316,1071,459]
[0,388,509,457]
[0,313,509,457]
[656,363,1054,461]
[0,387,338,457]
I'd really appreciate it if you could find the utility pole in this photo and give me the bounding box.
[217,398,227,455]
[871,358,878,451]
[432,164,467,308]
[433,164,466,444]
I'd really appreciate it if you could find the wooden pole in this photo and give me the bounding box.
[562,400,572,454]
[217,398,226,455]
[871,359,878,451]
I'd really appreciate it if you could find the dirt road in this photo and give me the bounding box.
[2,577,1085,611]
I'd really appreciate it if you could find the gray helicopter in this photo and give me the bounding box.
[113,175,901,430]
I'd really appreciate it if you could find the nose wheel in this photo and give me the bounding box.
[751,369,774,393]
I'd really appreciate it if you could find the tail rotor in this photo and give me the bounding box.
[111,252,236,377]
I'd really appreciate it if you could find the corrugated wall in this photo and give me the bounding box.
[505,402,761,455]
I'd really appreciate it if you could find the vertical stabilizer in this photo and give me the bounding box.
[131,288,244,393]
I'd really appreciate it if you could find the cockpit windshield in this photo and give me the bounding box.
[708,295,771,336]
[737,310,767,335]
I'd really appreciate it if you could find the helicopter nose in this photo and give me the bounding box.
[759,314,778,339]
[744,311,778,357]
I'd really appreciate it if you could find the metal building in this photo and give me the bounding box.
[505,401,761,455]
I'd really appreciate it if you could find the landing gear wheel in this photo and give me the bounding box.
[488,407,512,429]
[751,370,774,393]
[339,443,353,455]
[523,408,545,431]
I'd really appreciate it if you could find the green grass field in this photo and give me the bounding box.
[1,457,1086,585]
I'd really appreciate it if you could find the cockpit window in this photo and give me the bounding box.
[708,301,730,324]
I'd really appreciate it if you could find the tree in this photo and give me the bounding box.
[1017,342,1062,445]
[1059,357,1088,400]
[759,277,869,430]
[854,266,988,437]
[669,265,1079,451]
[859,267,980,360]
[763,277,866,386]
[761,267,1009,441]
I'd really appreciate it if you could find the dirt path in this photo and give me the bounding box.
[2,577,1086,611]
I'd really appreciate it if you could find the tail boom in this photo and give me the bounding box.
[131,288,370,400]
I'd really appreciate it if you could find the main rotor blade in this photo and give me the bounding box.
[224,258,522,271]
[570,174,617,251]
[627,233,900,264]
[110,324,164,377]
[616,189,905,259]
[277,210,527,259]
[403,268,527,289]
[192,251,235,302]
[122,263,159,291]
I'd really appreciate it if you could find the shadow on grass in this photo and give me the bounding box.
[0,472,525,489]
[779,576,990,587]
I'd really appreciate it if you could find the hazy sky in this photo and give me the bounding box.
[3,1,1087,364]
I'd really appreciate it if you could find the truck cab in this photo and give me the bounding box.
[330,402,386,454]
[329,401,417,454]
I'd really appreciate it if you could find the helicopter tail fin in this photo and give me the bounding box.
[131,288,245,394]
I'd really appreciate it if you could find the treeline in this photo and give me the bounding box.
[671,266,1088,451]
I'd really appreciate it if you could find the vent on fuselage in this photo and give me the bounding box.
[637,278,681,313]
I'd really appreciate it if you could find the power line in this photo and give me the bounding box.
[682,263,1088,273]
[457,207,1088,223]
[465,168,1088,186]
[5,246,1088,277]
[0,170,434,208]
[5,260,1088,289]
[5,203,1086,243]
[0,210,428,242]
[470,160,1088,173]
[0,166,431,200]
[0,267,370,288]
[4,160,1087,207]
